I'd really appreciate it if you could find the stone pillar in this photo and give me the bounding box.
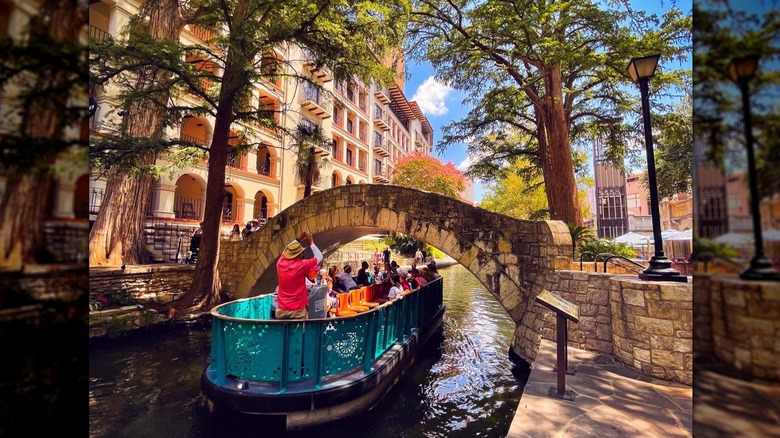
[610,277,692,385]
[151,182,176,218]
[53,181,76,219]
[237,197,254,224]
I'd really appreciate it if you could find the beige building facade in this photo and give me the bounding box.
[88,0,434,231]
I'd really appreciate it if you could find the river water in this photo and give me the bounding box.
[89,264,529,437]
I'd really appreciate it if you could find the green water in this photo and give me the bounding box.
[88,264,528,437]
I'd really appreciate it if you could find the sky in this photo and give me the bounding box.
[403,0,692,205]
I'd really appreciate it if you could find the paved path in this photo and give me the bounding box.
[693,357,780,436]
[508,340,692,437]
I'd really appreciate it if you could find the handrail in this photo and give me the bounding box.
[594,253,614,272]
[579,251,594,271]
[603,255,645,274]
[692,251,743,273]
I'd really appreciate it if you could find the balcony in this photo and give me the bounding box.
[186,25,216,43]
[358,161,366,172]
[373,108,390,131]
[312,139,332,157]
[373,137,390,157]
[374,88,391,104]
[414,130,424,147]
[180,133,209,147]
[373,167,390,183]
[304,60,333,83]
[301,88,332,119]
[89,24,109,41]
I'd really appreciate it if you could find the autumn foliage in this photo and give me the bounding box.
[391,152,465,199]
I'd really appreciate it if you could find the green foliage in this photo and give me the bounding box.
[480,160,591,220]
[384,232,418,258]
[89,0,411,174]
[292,123,330,198]
[693,238,738,260]
[650,96,693,199]
[408,0,691,220]
[567,223,595,253]
[0,0,88,173]
[577,239,637,262]
[693,2,780,189]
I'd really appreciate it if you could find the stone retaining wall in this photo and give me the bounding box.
[534,270,614,355]
[610,277,692,384]
[707,276,780,381]
[89,264,194,305]
[533,271,693,385]
[0,265,87,305]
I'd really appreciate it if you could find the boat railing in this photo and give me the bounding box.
[208,277,444,392]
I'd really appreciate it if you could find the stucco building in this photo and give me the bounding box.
[88,0,434,260]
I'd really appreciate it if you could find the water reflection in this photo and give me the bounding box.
[89,264,527,437]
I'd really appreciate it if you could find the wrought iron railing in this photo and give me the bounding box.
[89,188,105,215]
[173,195,205,220]
[207,278,444,391]
[89,25,109,41]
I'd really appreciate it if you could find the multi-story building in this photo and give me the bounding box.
[693,137,728,238]
[592,136,628,239]
[0,0,90,263]
[88,0,434,258]
[624,172,652,234]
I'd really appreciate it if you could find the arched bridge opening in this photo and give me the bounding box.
[218,184,572,365]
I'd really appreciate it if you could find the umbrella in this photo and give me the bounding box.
[713,232,754,246]
[667,229,692,241]
[661,229,682,240]
[613,231,650,246]
[762,228,780,241]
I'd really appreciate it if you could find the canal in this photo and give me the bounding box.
[89,264,530,437]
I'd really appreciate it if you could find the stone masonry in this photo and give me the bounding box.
[533,270,614,355]
[89,264,195,306]
[707,275,780,381]
[610,277,692,384]
[218,184,573,366]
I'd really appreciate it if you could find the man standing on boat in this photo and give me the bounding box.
[276,231,323,320]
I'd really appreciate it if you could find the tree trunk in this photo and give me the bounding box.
[180,6,249,311]
[536,65,582,226]
[88,0,184,266]
[0,0,85,269]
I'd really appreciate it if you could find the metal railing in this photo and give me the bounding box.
[89,25,110,41]
[373,137,389,154]
[603,255,645,274]
[173,195,205,220]
[693,252,744,273]
[180,133,208,147]
[358,161,366,172]
[89,188,105,215]
[207,278,444,391]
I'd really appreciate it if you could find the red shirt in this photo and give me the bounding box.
[277,256,318,311]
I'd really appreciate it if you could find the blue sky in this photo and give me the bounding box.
[403,0,692,204]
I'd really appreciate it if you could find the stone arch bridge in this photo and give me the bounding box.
[219,184,573,365]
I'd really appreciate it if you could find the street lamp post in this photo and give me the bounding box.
[627,54,687,283]
[728,56,780,281]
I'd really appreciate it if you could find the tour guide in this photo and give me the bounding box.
[276,232,323,320]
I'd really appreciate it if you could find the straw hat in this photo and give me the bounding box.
[283,241,305,259]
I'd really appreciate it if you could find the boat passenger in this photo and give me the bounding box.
[426,262,441,280]
[337,265,360,291]
[410,268,427,288]
[397,268,412,295]
[387,274,403,301]
[419,266,432,283]
[356,261,371,286]
[275,231,323,320]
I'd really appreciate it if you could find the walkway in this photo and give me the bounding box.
[508,339,692,437]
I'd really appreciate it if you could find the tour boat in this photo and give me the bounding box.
[201,277,445,430]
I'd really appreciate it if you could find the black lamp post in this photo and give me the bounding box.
[728,56,780,281]
[627,54,687,282]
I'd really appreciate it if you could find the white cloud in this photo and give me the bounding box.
[457,156,472,172]
[411,77,453,116]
